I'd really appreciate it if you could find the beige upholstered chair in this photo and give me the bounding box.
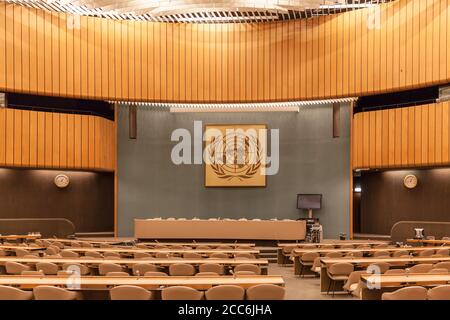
[98,263,123,275]
[33,286,82,300]
[170,245,188,250]
[217,245,233,250]
[382,286,427,300]
[310,257,322,274]
[44,254,62,259]
[62,263,91,275]
[234,253,255,259]
[345,251,363,258]
[0,249,6,257]
[144,271,168,277]
[205,285,245,300]
[298,252,319,277]
[0,285,33,300]
[418,249,435,257]
[367,262,390,274]
[36,262,59,275]
[51,241,65,249]
[155,252,170,259]
[110,285,153,300]
[343,271,366,295]
[5,261,30,275]
[195,272,219,276]
[428,268,448,274]
[246,284,285,300]
[340,245,355,249]
[15,248,39,257]
[41,240,52,247]
[106,272,130,277]
[132,263,158,276]
[57,270,76,276]
[436,249,450,256]
[134,252,154,259]
[100,243,114,248]
[393,250,410,257]
[45,246,60,255]
[21,270,45,276]
[69,241,82,248]
[60,250,79,258]
[327,263,354,297]
[183,252,202,259]
[199,263,224,275]
[427,285,450,300]
[385,269,406,274]
[325,252,344,258]
[135,244,149,249]
[209,253,228,259]
[234,271,257,276]
[373,251,390,257]
[104,252,121,258]
[169,263,196,276]
[234,264,261,275]
[196,245,211,250]
[85,251,103,258]
[407,264,434,273]
[23,254,40,259]
[162,286,204,300]
[81,242,94,248]
[374,244,389,249]
[320,245,335,249]
[433,262,450,271]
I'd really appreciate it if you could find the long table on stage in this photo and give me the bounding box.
[135,219,306,240]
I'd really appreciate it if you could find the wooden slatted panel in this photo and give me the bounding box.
[352,102,450,169]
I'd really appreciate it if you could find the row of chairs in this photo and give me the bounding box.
[0,283,285,300]
[382,285,450,300]
[282,243,393,254]
[4,261,262,276]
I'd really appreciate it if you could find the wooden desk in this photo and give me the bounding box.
[0,235,41,243]
[406,239,450,246]
[0,275,284,291]
[360,273,450,300]
[43,238,127,246]
[0,257,270,274]
[141,242,256,248]
[0,245,45,251]
[293,246,450,256]
[68,247,260,256]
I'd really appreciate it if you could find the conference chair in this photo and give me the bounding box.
[199,263,224,275]
[427,285,450,300]
[320,245,335,249]
[246,284,286,300]
[62,263,91,275]
[442,237,450,240]
[393,250,410,257]
[106,272,130,277]
[217,245,233,250]
[81,242,94,248]
[183,252,202,259]
[85,251,103,258]
[57,270,76,276]
[161,286,204,300]
[325,252,344,258]
[0,249,6,257]
[196,245,211,250]
[384,269,406,274]
[169,263,196,276]
[0,285,33,300]
[418,249,435,257]
[407,264,434,273]
[170,245,189,250]
[134,252,154,259]
[345,251,363,258]
[41,240,52,247]
[60,250,79,258]
[205,285,245,300]
[428,268,449,274]
[144,271,169,277]
[15,248,38,257]
[44,254,62,259]
[98,263,124,275]
[104,252,121,258]
[234,271,257,276]
[234,264,261,275]
[155,252,170,259]
[110,285,153,300]
[381,286,428,300]
[310,257,322,274]
[23,254,40,259]
[374,244,389,249]
[100,244,114,248]
[46,245,60,255]
[433,262,450,271]
[234,253,255,259]
[340,245,355,249]
[367,262,390,274]
[33,286,82,300]
[436,249,450,256]
[373,251,391,258]
[36,262,59,275]
[5,261,30,275]
[343,271,366,295]
[21,270,45,276]
[153,245,168,249]
[327,263,354,297]
[132,263,159,276]
[69,241,82,248]
[51,241,65,249]
[209,253,228,259]
[298,252,319,277]
[195,272,220,276]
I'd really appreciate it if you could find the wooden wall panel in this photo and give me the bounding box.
[0,0,448,103]
[353,101,450,169]
[0,108,115,171]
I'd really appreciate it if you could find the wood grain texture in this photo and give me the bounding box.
[0,0,448,102]
[352,101,450,169]
[0,108,115,171]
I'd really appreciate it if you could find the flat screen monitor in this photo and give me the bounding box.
[297,194,322,210]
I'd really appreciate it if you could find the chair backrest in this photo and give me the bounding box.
[407,264,434,273]
[234,271,257,276]
[301,252,320,262]
[85,251,103,258]
[209,253,228,259]
[45,246,60,255]
[5,261,30,274]
[169,263,196,276]
[33,286,80,300]
[340,245,355,249]
[345,251,363,258]
[418,249,435,257]
[132,263,158,276]
[60,250,79,258]
[100,244,114,248]
[144,271,168,277]
[110,285,153,300]
[367,262,390,274]
[433,262,450,271]
[36,262,59,275]
[51,241,65,249]
[384,269,406,274]
[98,263,123,275]
[217,245,233,250]
[81,242,94,248]
[205,285,245,300]
[195,272,219,276]
[134,252,153,259]
[155,252,170,259]
[427,285,450,300]
[234,253,255,259]
[62,263,90,275]
[392,250,409,257]
[381,286,428,300]
[162,286,204,300]
[199,263,224,275]
[373,251,391,257]
[14,248,32,257]
[428,268,449,274]
[22,270,45,276]
[0,285,33,300]
[328,263,354,276]
[325,252,343,258]
[234,264,261,275]
[196,245,211,250]
[69,241,81,248]
[246,284,285,300]
[104,252,121,258]
[436,249,450,256]
[106,272,130,277]
[183,252,202,259]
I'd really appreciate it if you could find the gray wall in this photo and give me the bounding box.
[117,104,350,238]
